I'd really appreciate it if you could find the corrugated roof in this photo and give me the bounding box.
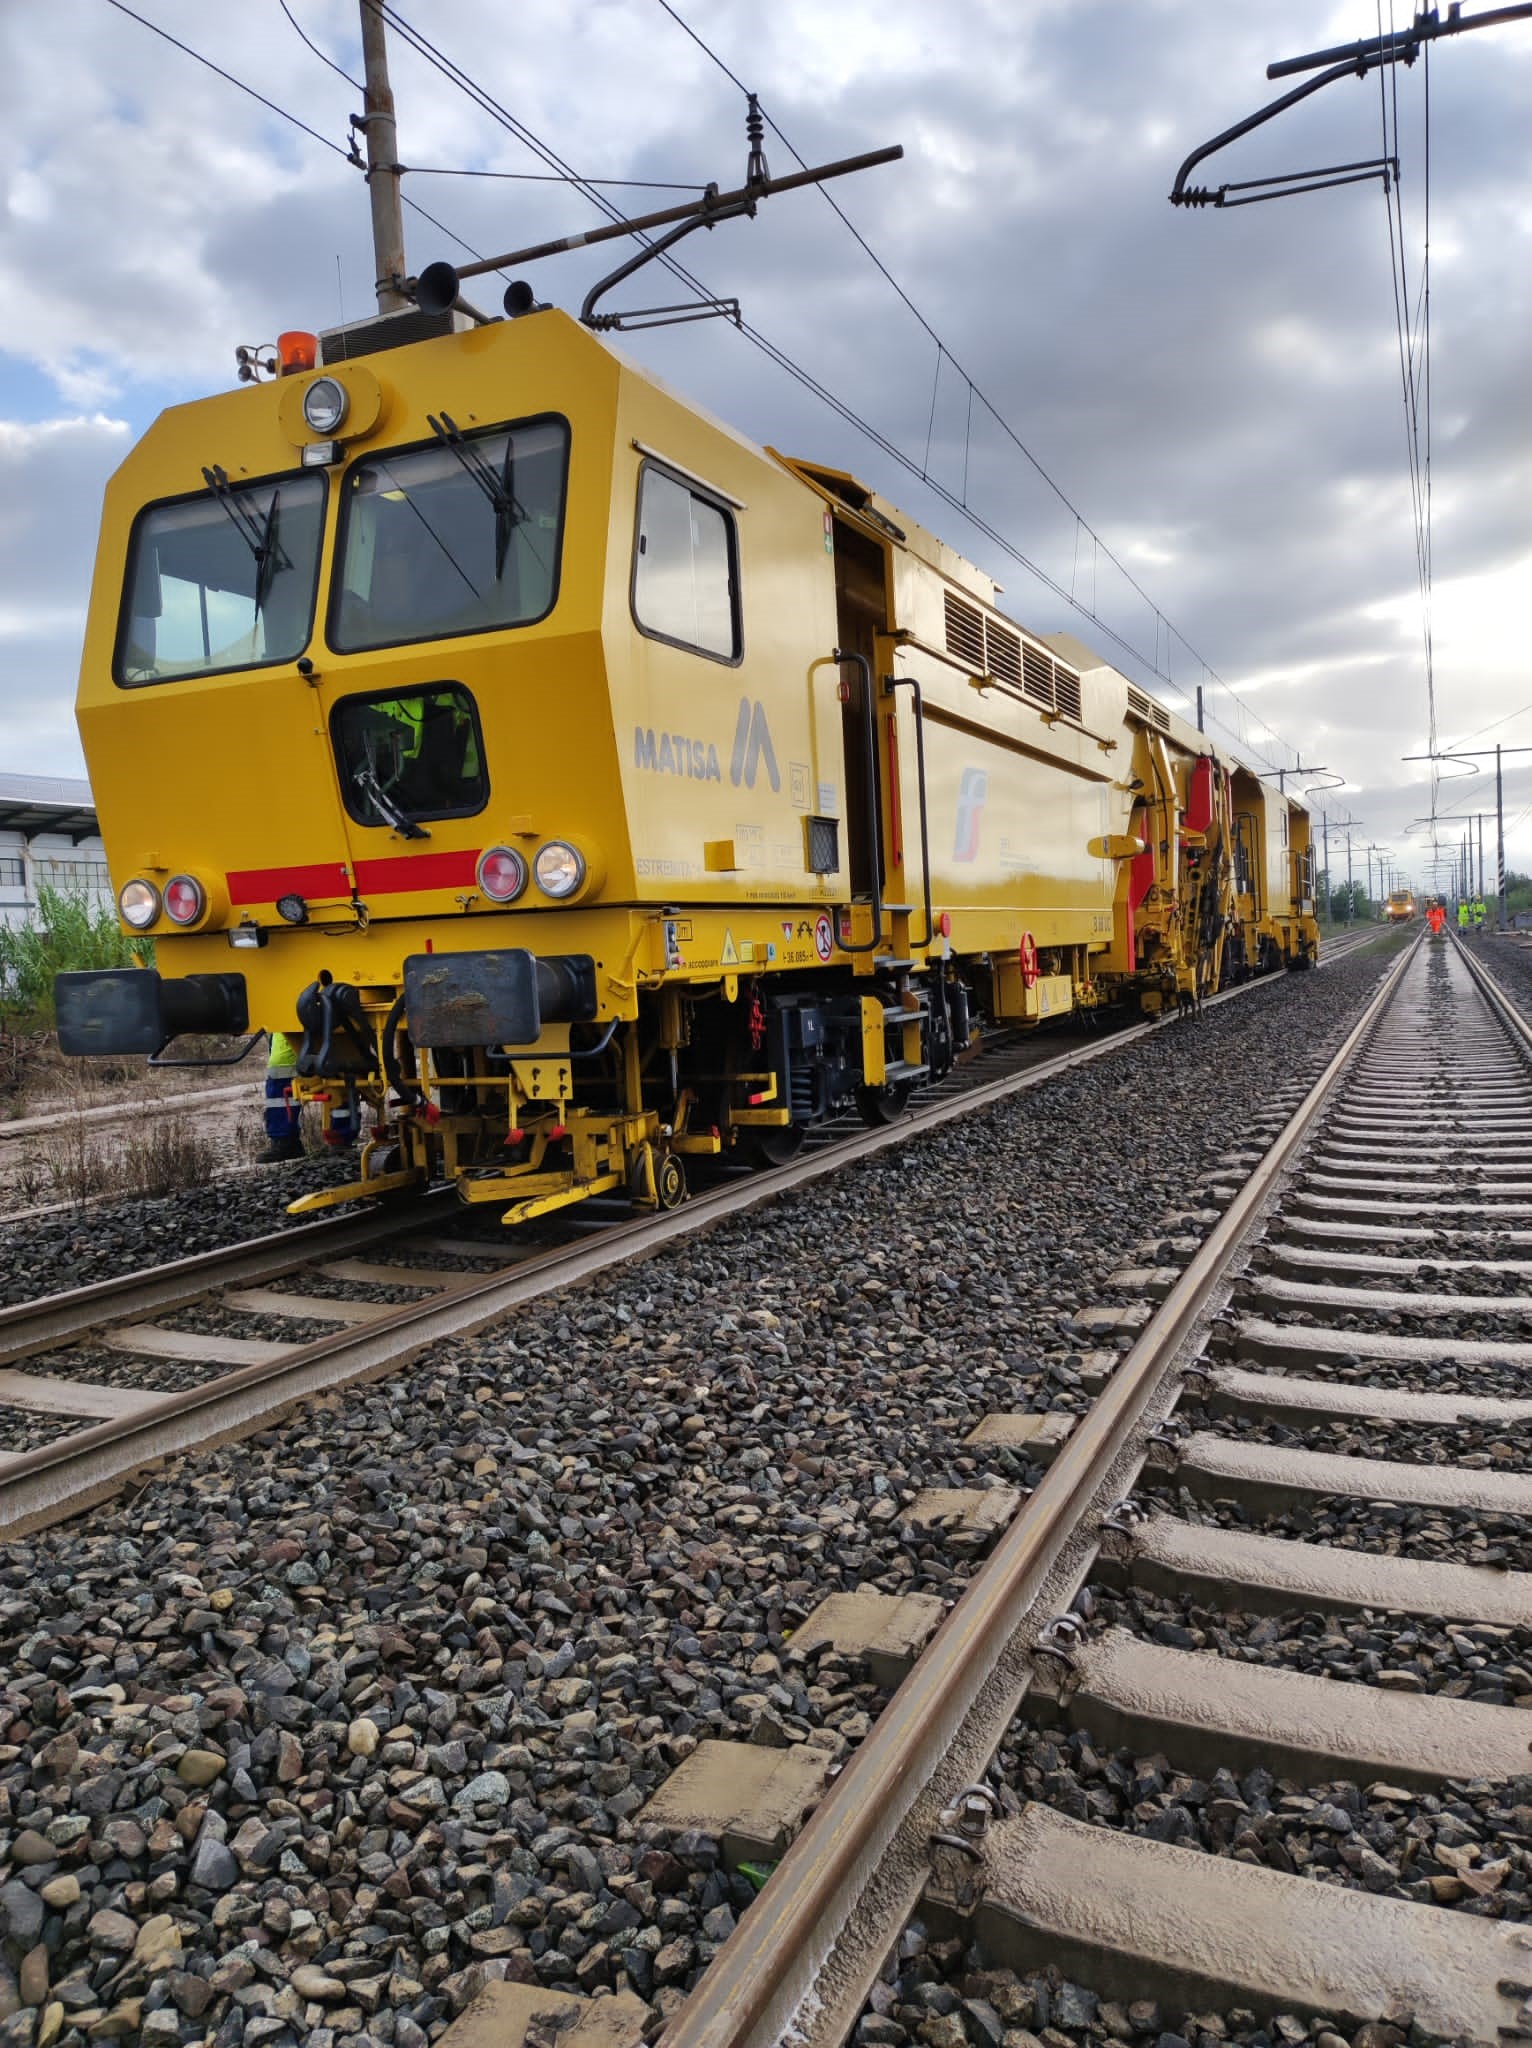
[0,773,100,844]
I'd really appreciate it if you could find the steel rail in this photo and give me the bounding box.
[658,932,1422,2048]
[0,956,1343,1537]
[1448,931,1532,1057]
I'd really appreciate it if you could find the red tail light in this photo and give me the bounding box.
[164,875,205,926]
[477,846,528,903]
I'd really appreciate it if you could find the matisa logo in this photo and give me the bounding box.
[953,766,987,861]
[633,729,722,781]
[729,698,779,792]
[633,697,780,791]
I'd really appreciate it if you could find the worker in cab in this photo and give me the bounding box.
[1427,902,1445,936]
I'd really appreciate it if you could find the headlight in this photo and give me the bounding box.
[534,840,585,899]
[119,879,161,929]
[301,376,349,435]
[477,846,528,903]
[163,874,206,926]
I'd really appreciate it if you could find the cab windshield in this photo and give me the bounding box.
[330,416,567,651]
[116,471,326,685]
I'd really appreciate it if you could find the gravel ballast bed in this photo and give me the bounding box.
[1479,935,1532,1022]
[1249,1305,1532,1339]
[260,1274,440,1307]
[1252,1352,1532,1397]
[0,1153,379,1311]
[1147,1485,1532,1571]
[856,1924,1445,2048]
[1088,1582,1532,1703]
[154,1302,350,1347]
[12,1346,230,1394]
[0,1403,92,1453]
[991,1723,1532,1919]
[0,945,1410,2046]
[1255,1262,1532,1300]
[1187,1410,1532,1471]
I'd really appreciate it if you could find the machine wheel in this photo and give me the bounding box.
[364,1140,404,1181]
[655,1151,688,1210]
[855,1081,914,1128]
[745,1123,809,1167]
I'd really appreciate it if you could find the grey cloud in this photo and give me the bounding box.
[2,0,1530,876]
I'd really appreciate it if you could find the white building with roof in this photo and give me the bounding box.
[0,773,111,930]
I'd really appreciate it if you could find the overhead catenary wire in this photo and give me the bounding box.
[276,0,707,194]
[1375,3,1437,820]
[377,0,1297,775]
[643,0,1307,778]
[112,0,1302,783]
[403,167,710,190]
[104,0,502,276]
[276,0,362,94]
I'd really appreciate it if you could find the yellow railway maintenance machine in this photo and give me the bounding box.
[58,283,1275,1227]
[1228,768,1319,976]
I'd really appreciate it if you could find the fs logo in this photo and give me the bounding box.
[730,697,780,792]
[953,766,988,862]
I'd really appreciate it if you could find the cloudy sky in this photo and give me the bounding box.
[3,0,1530,896]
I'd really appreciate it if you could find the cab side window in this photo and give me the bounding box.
[632,465,740,662]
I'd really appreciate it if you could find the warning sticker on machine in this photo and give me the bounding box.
[814,913,833,962]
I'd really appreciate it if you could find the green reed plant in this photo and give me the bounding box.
[0,885,151,1027]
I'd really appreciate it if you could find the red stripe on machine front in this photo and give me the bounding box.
[353,850,479,894]
[227,862,351,906]
[227,850,480,905]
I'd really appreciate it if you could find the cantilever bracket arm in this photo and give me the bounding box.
[1172,1,1532,208]
[1170,54,1392,207]
[580,197,756,330]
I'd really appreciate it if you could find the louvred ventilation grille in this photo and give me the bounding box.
[944,591,986,670]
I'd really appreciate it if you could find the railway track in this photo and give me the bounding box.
[633,928,1532,2048]
[0,945,1376,1537]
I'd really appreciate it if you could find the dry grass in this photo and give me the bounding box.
[4,1032,247,1119]
[20,1112,222,1209]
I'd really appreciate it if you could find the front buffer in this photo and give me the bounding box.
[55,968,250,1058]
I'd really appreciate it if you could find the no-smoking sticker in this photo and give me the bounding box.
[814,913,833,961]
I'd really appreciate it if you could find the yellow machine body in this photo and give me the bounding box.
[64,306,1315,1222]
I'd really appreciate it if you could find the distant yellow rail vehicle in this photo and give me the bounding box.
[1387,890,1417,923]
[57,303,1319,1225]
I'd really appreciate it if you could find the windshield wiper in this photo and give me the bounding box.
[201,464,288,610]
[354,761,430,840]
[427,413,525,580]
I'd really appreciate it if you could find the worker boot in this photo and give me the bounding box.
[257,1135,306,1165]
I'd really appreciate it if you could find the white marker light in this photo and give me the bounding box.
[534,840,585,899]
[301,376,349,435]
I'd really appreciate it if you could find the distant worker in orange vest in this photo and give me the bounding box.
[1427,903,1445,936]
